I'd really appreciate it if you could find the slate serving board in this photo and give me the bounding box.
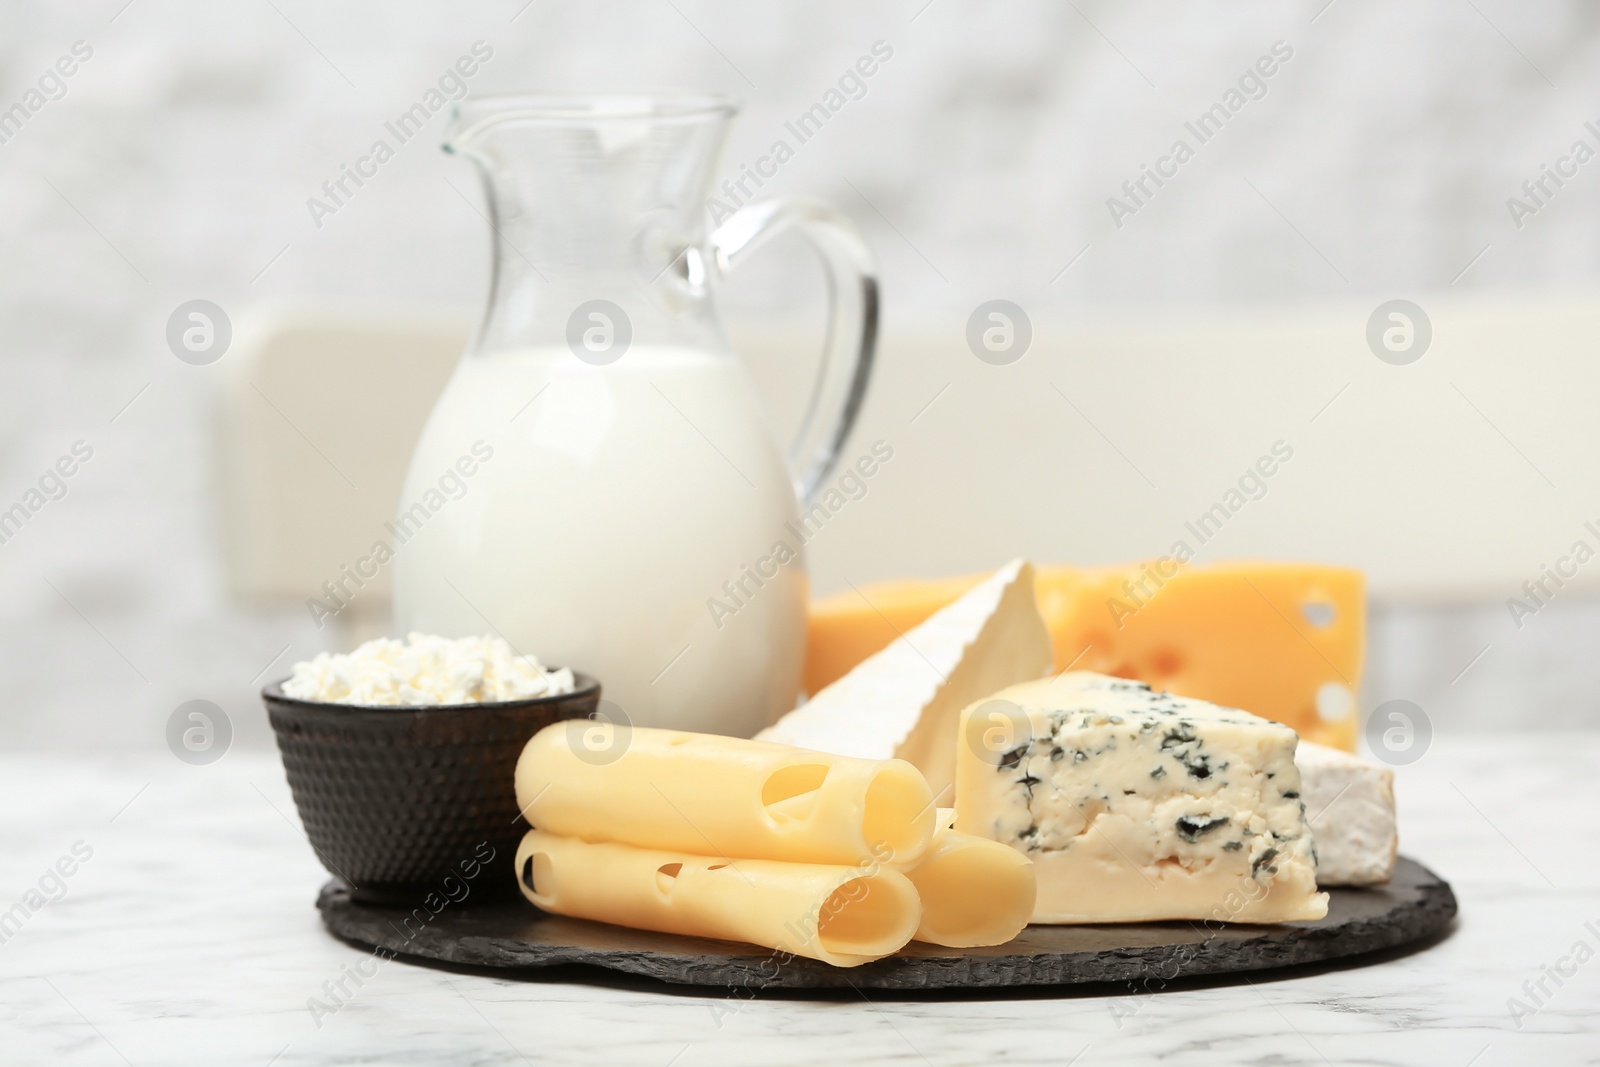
[316,856,1454,992]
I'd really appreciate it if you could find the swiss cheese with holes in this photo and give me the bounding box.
[515,722,936,866]
[804,561,1364,750]
[515,830,921,967]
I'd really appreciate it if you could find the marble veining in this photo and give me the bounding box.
[1,734,1597,1066]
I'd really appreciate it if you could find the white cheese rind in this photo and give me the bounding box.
[1297,740,1397,886]
[758,559,1052,799]
[955,672,1328,925]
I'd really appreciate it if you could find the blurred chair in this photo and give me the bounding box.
[215,295,1600,729]
[217,306,471,642]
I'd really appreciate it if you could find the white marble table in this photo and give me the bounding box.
[3,734,1597,1066]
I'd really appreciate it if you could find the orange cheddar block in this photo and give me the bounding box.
[805,561,1364,751]
[801,574,978,697]
[1037,562,1364,751]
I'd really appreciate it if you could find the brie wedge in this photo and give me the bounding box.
[1297,740,1397,885]
[760,558,1053,799]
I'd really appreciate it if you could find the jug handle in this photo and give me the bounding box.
[709,198,879,503]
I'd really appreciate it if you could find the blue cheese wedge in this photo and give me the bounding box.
[1297,740,1397,886]
[954,672,1328,924]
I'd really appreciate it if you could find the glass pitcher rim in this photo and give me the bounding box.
[445,92,740,152]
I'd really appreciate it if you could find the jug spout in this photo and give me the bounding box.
[445,94,737,356]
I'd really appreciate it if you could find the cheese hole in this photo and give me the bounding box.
[1315,682,1354,723]
[654,862,683,894]
[522,851,554,899]
[862,762,935,860]
[1302,601,1336,628]
[815,874,919,959]
[1150,648,1183,677]
[707,864,728,871]
[762,764,830,822]
[668,735,693,746]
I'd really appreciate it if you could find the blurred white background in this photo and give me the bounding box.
[4,0,1600,749]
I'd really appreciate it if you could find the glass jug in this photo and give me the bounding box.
[392,95,878,737]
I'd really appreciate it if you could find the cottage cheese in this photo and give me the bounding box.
[281,633,576,706]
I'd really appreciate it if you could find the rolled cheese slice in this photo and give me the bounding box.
[516,723,936,867]
[515,830,921,967]
[903,810,1035,948]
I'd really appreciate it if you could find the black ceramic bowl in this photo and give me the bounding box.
[263,673,599,903]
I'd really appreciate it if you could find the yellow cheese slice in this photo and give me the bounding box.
[515,829,921,967]
[760,558,1053,799]
[901,809,1035,948]
[804,561,1365,751]
[516,723,936,867]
